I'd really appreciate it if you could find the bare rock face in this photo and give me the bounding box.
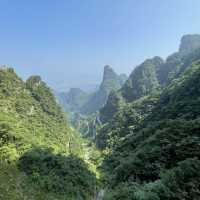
[179,34,200,55]
[80,65,127,114]
[121,56,164,102]
[157,34,200,86]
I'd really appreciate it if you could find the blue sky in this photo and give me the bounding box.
[0,0,200,91]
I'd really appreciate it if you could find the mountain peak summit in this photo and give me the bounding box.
[102,65,118,83]
[179,34,200,55]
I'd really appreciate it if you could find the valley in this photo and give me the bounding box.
[1,34,200,200]
[60,34,200,199]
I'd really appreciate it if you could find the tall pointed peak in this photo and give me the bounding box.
[104,65,115,73]
[103,65,118,82]
[179,34,200,55]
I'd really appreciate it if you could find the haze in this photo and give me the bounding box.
[0,0,200,91]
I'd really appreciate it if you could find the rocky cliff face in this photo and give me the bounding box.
[96,35,200,199]
[179,34,200,55]
[100,34,200,123]
[157,34,200,86]
[121,56,164,102]
[80,65,127,114]
[56,65,126,115]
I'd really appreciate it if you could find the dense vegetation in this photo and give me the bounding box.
[95,35,200,199]
[97,95,159,149]
[121,56,163,102]
[56,65,127,140]
[18,148,97,199]
[101,35,200,123]
[2,34,200,200]
[0,67,98,200]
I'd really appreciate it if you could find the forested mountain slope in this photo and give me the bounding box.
[99,56,163,124]
[100,34,200,123]
[97,95,159,149]
[157,34,200,86]
[2,34,200,200]
[121,56,163,102]
[101,58,200,200]
[0,67,97,200]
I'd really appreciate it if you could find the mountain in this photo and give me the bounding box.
[99,57,163,122]
[100,34,200,123]
[94,35,200,199]
[65,66,127,140]
[97,95,159,149]
[80,65,127,114]
[56,66,127,116]
[0,67,97,200]
[99,90,125,123]
[101,59,200,199]
[56,88,90,112]
[1,33,200,200]
[179,34,200,55]
[157,34,200,86]
[121,56,164,102]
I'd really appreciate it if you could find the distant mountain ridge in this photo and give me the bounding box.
[56,88,90,112]
[100,34,200,122]
[2,33,200,200]
[94,34,200,199]
[122,34,200,101]
[101,59,200,199]
[158,34,200,86]
[121,56,164,102]
[80,65,127,114]
[56,65,127,114]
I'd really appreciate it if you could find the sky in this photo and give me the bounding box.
[0,0,200,91]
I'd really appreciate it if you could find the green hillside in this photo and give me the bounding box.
[100,58,200,200]
[100,34,200,124]
[157,34,200,86]
[1,34,200,200]
[0,67,97,200]
[121,56,163,102]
